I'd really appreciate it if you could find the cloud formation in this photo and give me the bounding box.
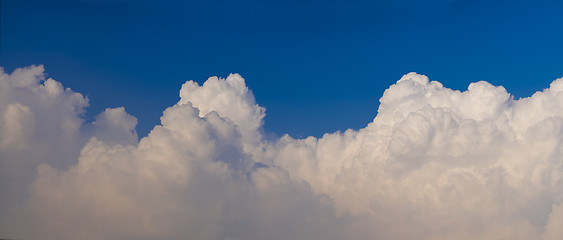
[2,66,563,239]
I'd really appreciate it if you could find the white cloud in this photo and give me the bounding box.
[88,107,139,146]
[2,65,563,239]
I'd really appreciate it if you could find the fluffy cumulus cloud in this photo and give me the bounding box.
[2,66,563,239]
[0,66,137,217]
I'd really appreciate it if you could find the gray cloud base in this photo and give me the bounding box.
[1,66,563,239]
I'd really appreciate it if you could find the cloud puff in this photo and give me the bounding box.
[2,66,563,239]
[0,66,136,217]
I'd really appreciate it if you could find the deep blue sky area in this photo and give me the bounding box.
[2,0,563,138]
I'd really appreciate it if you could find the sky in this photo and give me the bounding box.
[3,0,563,137]
[5,1,563,240]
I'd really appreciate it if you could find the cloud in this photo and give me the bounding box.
[2,66,563,239]
[0,65,136,218]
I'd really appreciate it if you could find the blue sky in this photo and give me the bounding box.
[2,0,563,138]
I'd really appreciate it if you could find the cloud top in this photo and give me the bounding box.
[2,66,563,239]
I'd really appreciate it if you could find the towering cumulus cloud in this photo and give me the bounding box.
[2,66,563,239]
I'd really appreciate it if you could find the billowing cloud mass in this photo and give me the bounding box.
[2,65,563,239]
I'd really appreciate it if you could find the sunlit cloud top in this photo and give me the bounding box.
[2,66,563,239]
